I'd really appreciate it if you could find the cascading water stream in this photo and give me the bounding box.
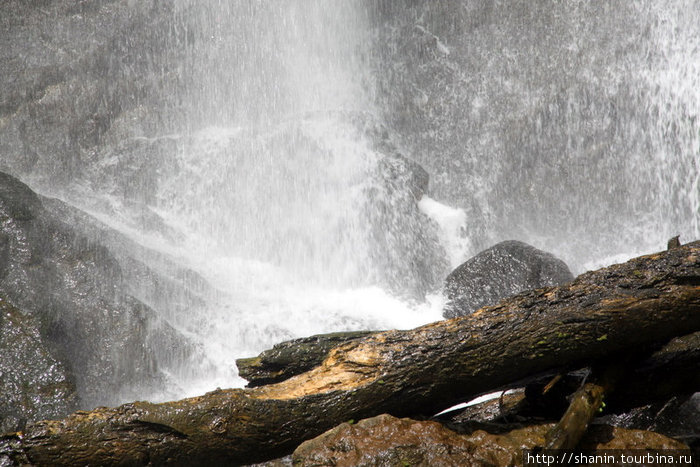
[2,1,697,406]
[371,1,699,273]
[84,1,452,398]
[130,0,700,400]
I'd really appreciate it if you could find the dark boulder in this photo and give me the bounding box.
[0,294,78,433]
[443,240,574,318]
[0,171,190,409]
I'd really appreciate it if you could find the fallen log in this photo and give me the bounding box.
[1,242,699,466]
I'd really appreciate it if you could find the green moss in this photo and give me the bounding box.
[596,334,608,341]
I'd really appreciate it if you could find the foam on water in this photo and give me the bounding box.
[97,117,449,396]
[176,253,446,396]
[110,219,446,397]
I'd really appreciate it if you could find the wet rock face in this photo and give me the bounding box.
[0,0,181,191]
[443,240,574,318]
[293,414,689,467]
[0,171,187,409]
[0,294,78,434]
[369,1,700,268]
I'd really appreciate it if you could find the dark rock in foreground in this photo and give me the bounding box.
[444,240,574,318]
[597,394,700,455]
[0,294,78,433]
[237,331,375,387]
[292,414,688,466]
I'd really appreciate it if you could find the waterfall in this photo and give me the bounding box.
[372,1,699,272]
[1,1,697,404]
[79,1,448,397]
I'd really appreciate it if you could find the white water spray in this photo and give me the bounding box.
[10,1,697,404]
[99,2,448,398]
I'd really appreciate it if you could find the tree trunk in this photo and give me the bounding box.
[1,242,699,466]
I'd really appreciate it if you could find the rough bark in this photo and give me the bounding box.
[1,243,699,466]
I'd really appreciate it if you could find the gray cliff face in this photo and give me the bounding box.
[0,1,182,192]
[3,1,697,272]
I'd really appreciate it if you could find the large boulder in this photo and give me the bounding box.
[443,240,574,318]
[0,294,78,433]
[0,171,190,409]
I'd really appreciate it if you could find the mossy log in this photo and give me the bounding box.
[1,243,700,466]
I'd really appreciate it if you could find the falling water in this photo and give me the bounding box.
[372,1,699,272]
[80,1,450,397]
[2,1,698,404]
[135,0,700,398]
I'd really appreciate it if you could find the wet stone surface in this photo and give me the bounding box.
[444,240,574,318]
[293,414,689,467]
[0,171,190,410]
[0,294,78,434]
